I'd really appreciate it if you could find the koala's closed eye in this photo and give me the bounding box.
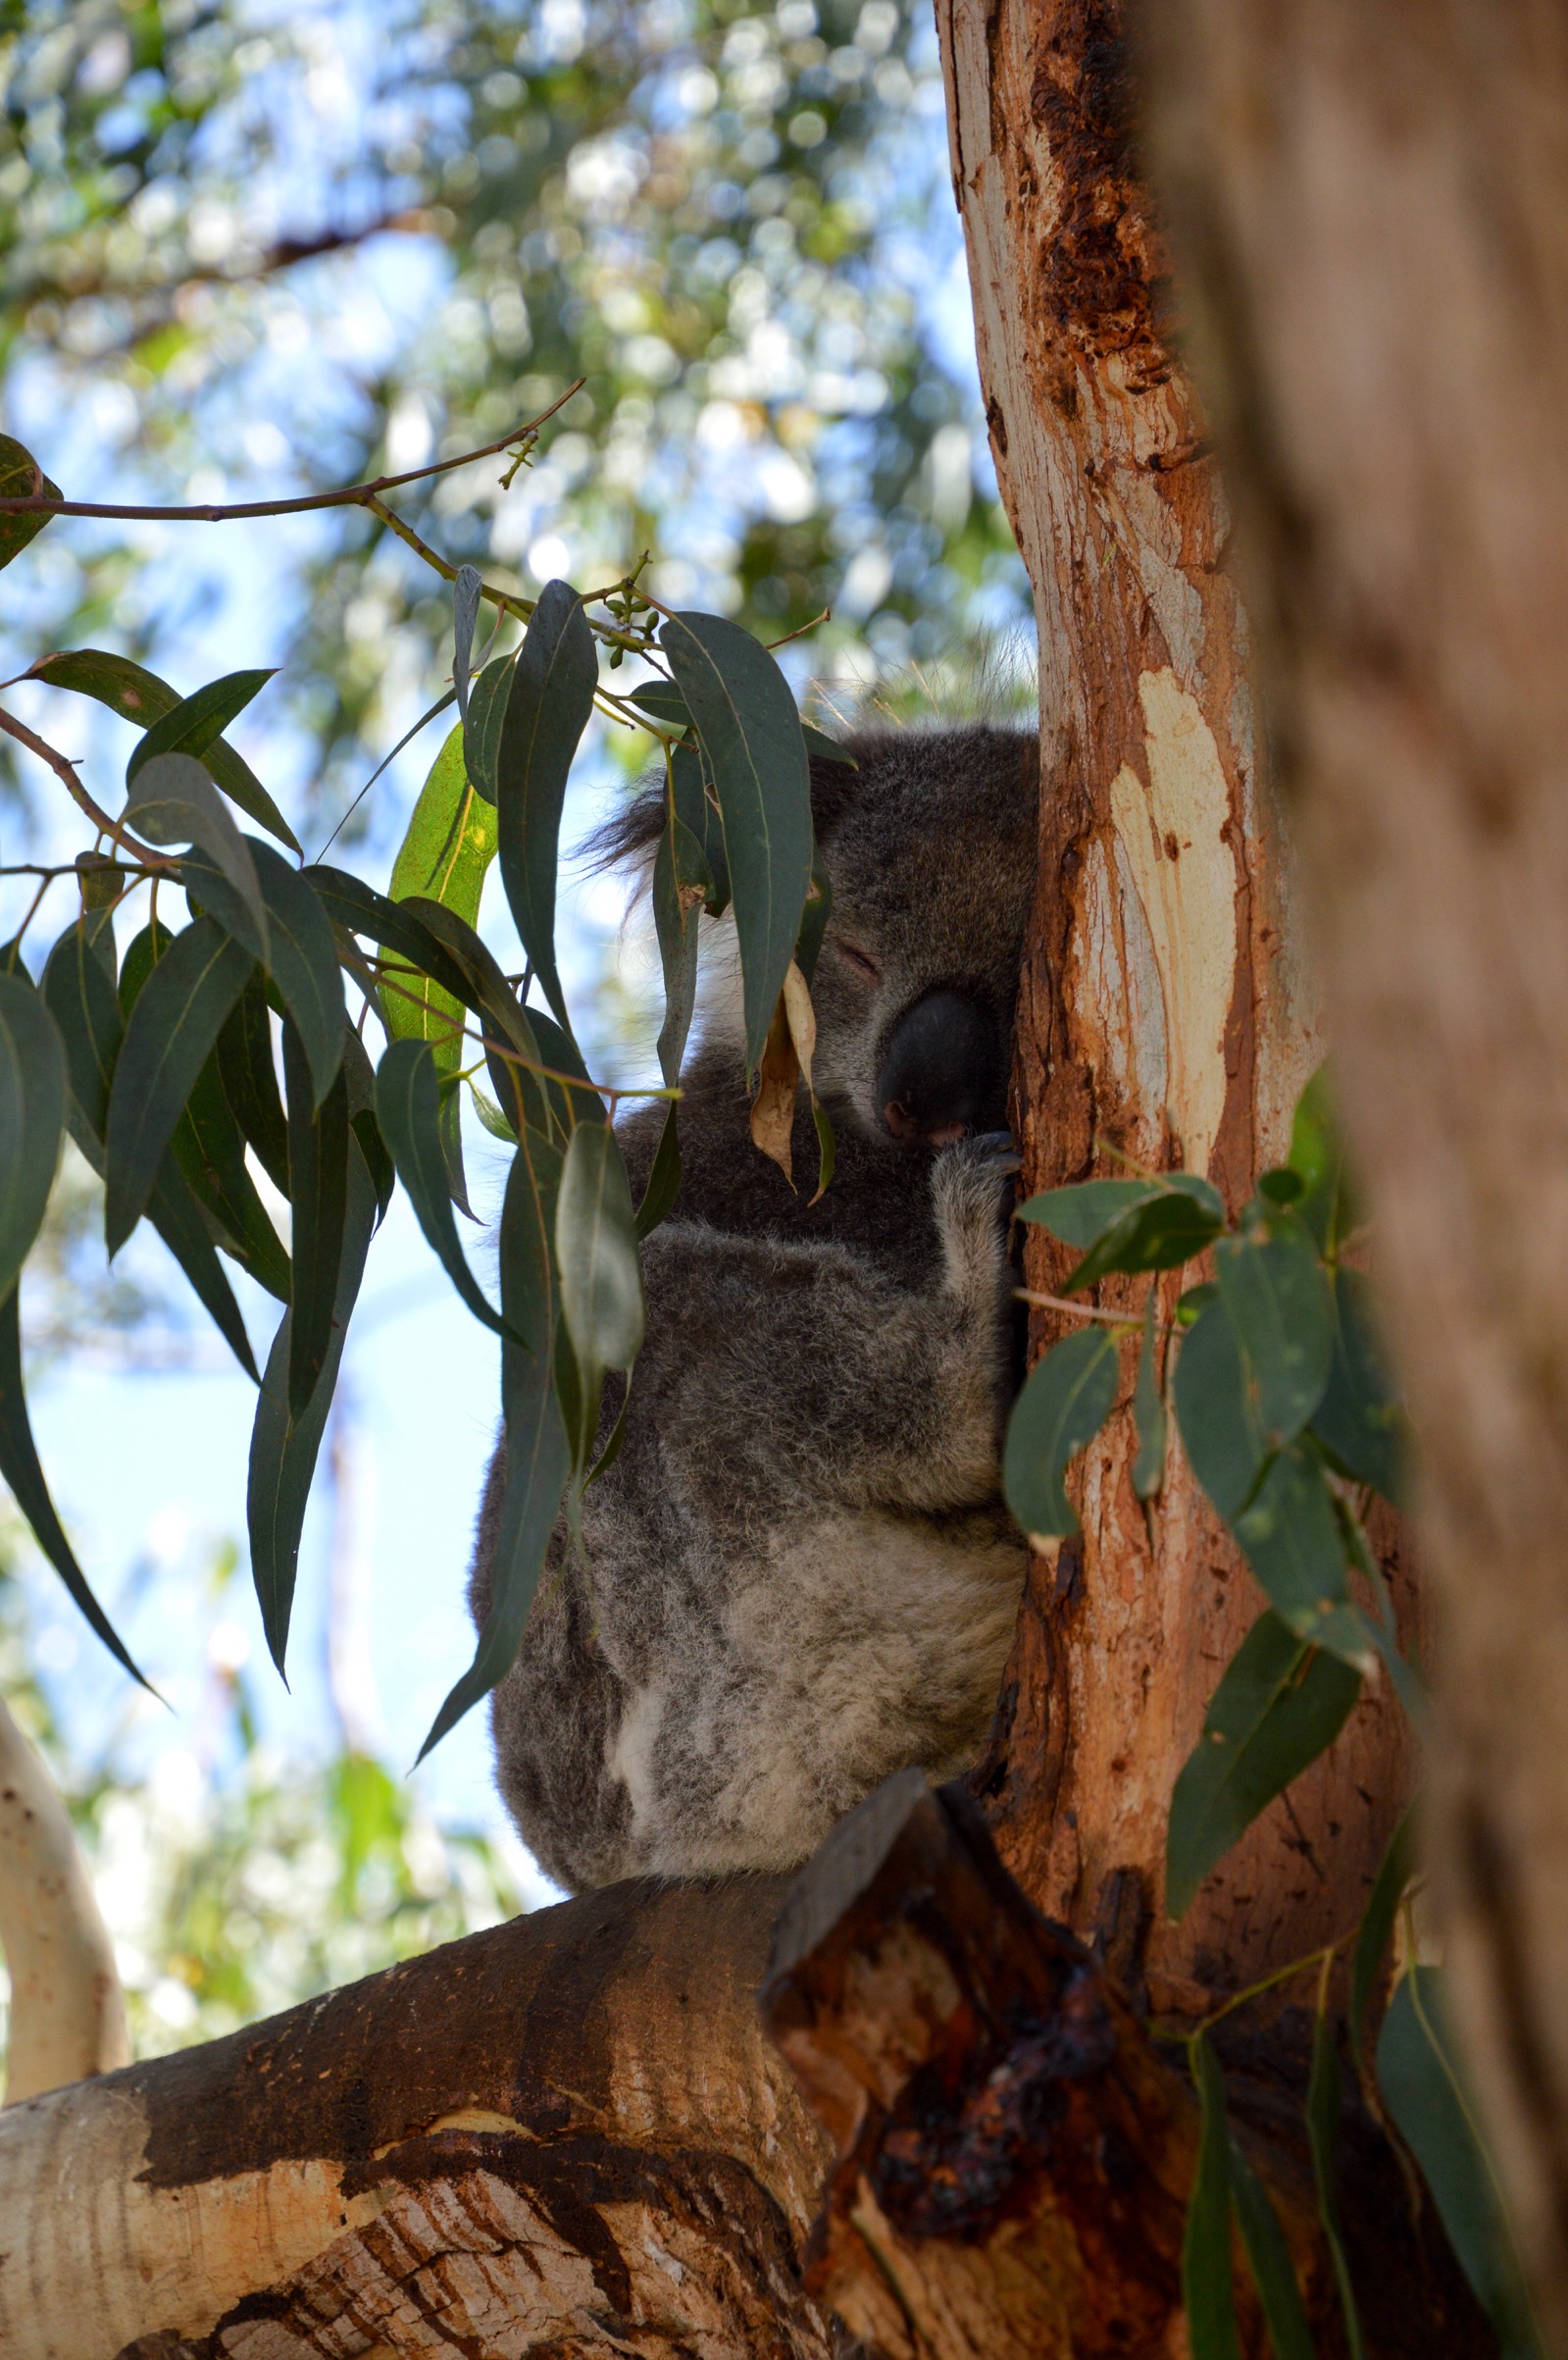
[836,939,881,981]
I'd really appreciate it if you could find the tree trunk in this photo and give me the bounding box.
[936,0,1419,2000]
[1135,1,1568,2343]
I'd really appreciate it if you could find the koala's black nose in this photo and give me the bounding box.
[877,989,1003,1148]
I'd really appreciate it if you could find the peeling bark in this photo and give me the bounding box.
[1136,0,1568,2340]
[936,0,1420,2001]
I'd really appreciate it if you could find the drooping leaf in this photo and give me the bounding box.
[216,976,289,1195]
[376,1039,512,1339]
[1352,1809,1415,2053]
[0,974,67,1304]
[341,1030,395,1226]
[309,865,477,1011]
[496,578,597,1030]
[250,841,346,1108]
[0,1283,147,1683]
[32,646,299,851]
[172,1056,292,1304]
[1290,1065,1356,1257]
[1133,1293,1166,1501]
[1214,1205,1335,1445]
[145,1157,261,1380]
[452,563,481,723]
[118,915,174,1011]
[1016,1176,1167,1248]
[248,1143,376,1671]
[652,801,711,1090]
[661,608,813,1074]
[1174,1298,1268,1520]
[462,653,512,802]
[1229,2141,1315,2360]
[1232,1445,1378,1669]
[126,667,275,783]
[283,1020,349,1419]
[103,918,254,1255]
[418,1131,571,1760]
[0,435,61,572]
[1002,1325,1120,1544]
[627,679,690,728]
[634,1105,683,1240]
[1184,2034,1242,2360]
[556,1120,646,1390]
[795,848,834,986]
[42,918,123,1161]
[126,752,269,964]
[672,737,731,915]
[524,1004,606,1141]
[1307,2003,1367,2360]
[1311,1267,1406,1505]
[1378,1970,1543,2360]
[1064,1174,1227,1292]
[1166,1611,1362,1919]
[802,721,856,766]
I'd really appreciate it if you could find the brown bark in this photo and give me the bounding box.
[936,0,1420,2001]
[1134,1,1568,2341]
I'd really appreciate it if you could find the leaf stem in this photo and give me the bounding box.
[1016,1285,1168,1335]
[0,706,170,865]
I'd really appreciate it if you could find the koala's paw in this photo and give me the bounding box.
[932,1132,1020,1311]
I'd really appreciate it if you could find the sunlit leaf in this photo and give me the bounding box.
[283,1020,349,1419]
[1232,1445,1377,1669]
[1133,1293,1166,1501]
[661,608,813,1075]
[1378,1970,1543,2360]
[0,435,61,571]
[127,751,269,965]
[0,973,66,1305]
[1002,1325,1120,1543]
[1184,2033,1242,2360]
[248,1143,376,1672]
[104,917,255,1255]
[556,1120,645,1389]
[1307,2001,1367,2360]
[1311,1268,1406,1505]
[0,1284,147,1684]
[376,1039,512,1338]
[1351,1809,1415,2053]
[1166,1611,1361,1918]
[496,578,597,1030]
[1214,1205,1334,1445]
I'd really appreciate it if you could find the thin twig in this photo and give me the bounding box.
[765,606,831,652]
[0,707,169,864]
[1015,1286,1170,1335]
[0,385,585,521]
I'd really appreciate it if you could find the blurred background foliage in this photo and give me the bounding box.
[0,0,1028,2064]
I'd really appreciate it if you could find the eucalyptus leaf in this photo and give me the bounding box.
[376,1039,513,1340]
[1002,1325,1120,1543]
[172,1055,292,1304]
[1311,1267,1406,1505]
[283,1020,349,1419]
[1065,1175,1226,1292]
[1133,1294,1166,1501]
[127,751,269,965]
[802,721,856,766]
[1016,1177,1161,1248]
[1307,2005,1367,2360]
[634,1105,683,1240]
[1183,2034,1242,2360]
[653,803,710,1090]
[1214,1206,1334,1444]
[1173,1298,1267,1520]
[341,1029,395,1227]
[126,666,274,784]
[672,738,731,916]
[42,919,123,1159]
[452,563,481,723]
[0,434,62,571]
[556,1120,645,1388]
[145,1157,261,1381]
[216,976,289,1194]
[0,973,67,1305]
[1352,1809,1415,2052]
[496,578,597,1030]
[103,917,254,1255]
[661,608,813,1075]
[462,653,512,802]
[1166,1611,1361,1919]
[1232,1445,1377,1669]
[250,840,346,1108]
[1290,1065,1355,1257]
[1229,2141,1315,2360]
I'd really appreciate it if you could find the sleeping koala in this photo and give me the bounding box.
[471,720,1039,1893]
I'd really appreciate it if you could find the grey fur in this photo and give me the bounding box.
[470,722,1039,1892]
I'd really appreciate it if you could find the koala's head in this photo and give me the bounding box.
[805,724,1039,1148]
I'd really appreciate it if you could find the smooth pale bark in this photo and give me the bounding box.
[936,0,1418,1997]
[1137,2,1568,2340]
[0,1693,128,2105]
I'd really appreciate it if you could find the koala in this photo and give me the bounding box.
[470,720,1040,1893]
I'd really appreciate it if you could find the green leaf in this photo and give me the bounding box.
[247,1143,376,1671]
[496,578,597,1031]
[126,667,275,784]
[1016,1177,1164,1247]
[391,721,500,916]
[452,564,481,722]
[1173,1299,1267,1519]
[556,1120,645,1388]
[1289,1065,1355,1257]
[1177,1280,1220,1327]
[672,738,731,915]
[42,919,123,1160]
[118,915,174,1012]
[0,436,61,571]
[0,974,66,1304]
[1378,1970,1543,2360]
[1311,1268,1406,1505]
[376,1040,511,1339]
[627,680,691,728]
[341,1030,395,1227]
[0,1284,147,1684]
[802,721,856,766]
[1232,1445,1377,1668]
[418,1133,571,1760]
[1184,2033,1242,2360]
[144,1157,261,1380]
[216,977,289,1194]
[172,1056,291,1304]
[1167,1610,1362,1919]
[33,647,299,852]
[795,848,834,986]
[1307,2005,1367,2360]
[1133,1294,1166,1501]
[462,652,512,802]
[1002,1325,1120,1543]
[523,1004,606,1141]
[103,917,254,1255]
[1351,1809,1415,2053]
[634,1105,683,1240]
[250,842,346,1109]
[310,865,477,1010]
[283,1021,349,1420]
[1229,2141,1315,2360]
[1214,1206,1334,1445]
[652,802,710,1090]
[126,751,269,965]
[1065,1175,1227,1292]
[661,608,813,1076]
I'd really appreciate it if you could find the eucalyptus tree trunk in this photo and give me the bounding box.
[1137,1,1568,2343]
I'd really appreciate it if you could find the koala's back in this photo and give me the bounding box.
[473,719,1039,1893]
